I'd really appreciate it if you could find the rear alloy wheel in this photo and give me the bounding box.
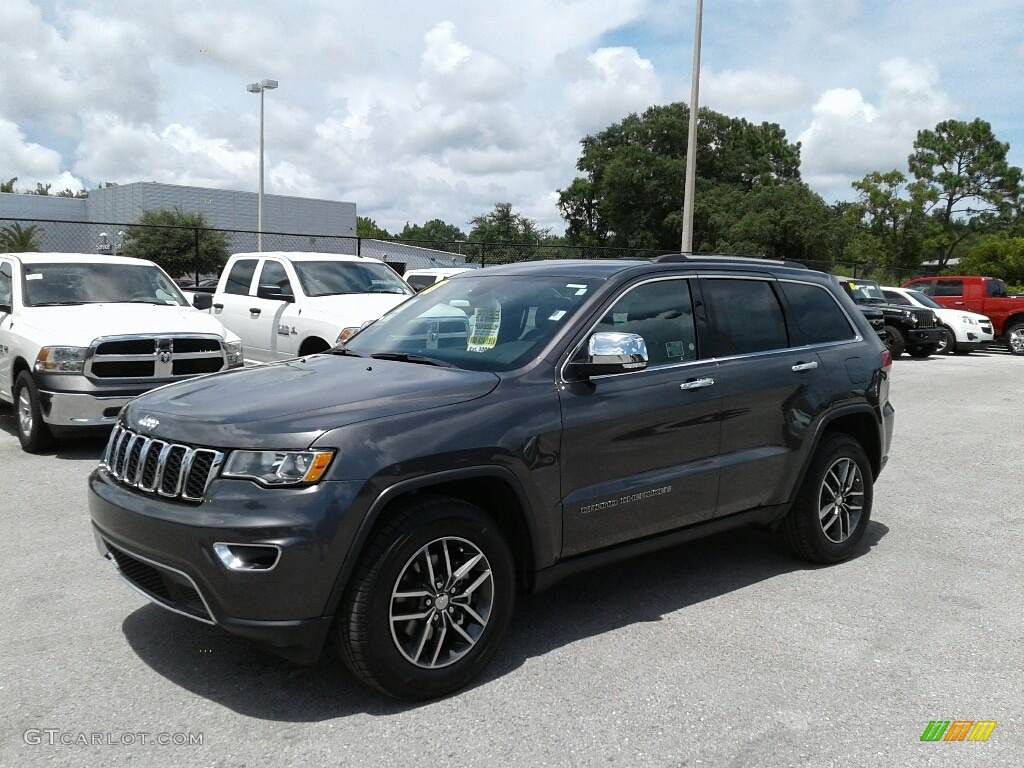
[936,327,956,355]
[14,371,55,453]
[1005,322,1024,356]
[882,325,906,358]
[781,433,873,564]
[336,496,515,700]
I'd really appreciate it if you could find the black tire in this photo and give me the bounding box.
[781,433,873,564]
[1005,322,1024,356]
[335,496,516,700]
[882,325,905,358]
[298,337,331,356]
[907,343,938,359]
[936,327,956,355]
[13,371,55,453]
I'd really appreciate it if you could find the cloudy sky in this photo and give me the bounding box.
[2,0,1022,235]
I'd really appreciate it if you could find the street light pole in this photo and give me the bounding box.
[680,0,703,254]
[247,78,278,252]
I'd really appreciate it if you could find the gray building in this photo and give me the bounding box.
[0,182,467,271]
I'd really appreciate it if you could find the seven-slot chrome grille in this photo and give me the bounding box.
[101,424,224,502]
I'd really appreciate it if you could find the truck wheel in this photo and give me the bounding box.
[936,327,956,355]
[882,325,906,358]
[14,371,55,453]
[336,496,515,700]
[781,433,873,564]
[1005,322,1024,356]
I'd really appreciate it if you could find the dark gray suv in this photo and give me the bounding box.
[89,255,895,699]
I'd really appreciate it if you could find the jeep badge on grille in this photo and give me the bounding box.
[138,416,160,430]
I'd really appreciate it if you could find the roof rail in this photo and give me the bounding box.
[654,252,808,269]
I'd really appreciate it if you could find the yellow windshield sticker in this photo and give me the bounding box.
[467,308,501,352]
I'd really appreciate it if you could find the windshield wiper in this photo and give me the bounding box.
[370,352,451,367]
[330,346,365,357]
[31,301,86,306]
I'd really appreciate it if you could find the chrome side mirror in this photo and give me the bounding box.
[572,331,648,377]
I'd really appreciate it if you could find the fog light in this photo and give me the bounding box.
[213,543,281,571]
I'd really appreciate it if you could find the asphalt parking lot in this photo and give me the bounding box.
[1,350,1021,768]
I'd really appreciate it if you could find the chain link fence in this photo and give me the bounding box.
[2,216,933,287]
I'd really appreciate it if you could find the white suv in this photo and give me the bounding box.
[881,286,994,354]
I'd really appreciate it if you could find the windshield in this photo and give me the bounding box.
[22,263,187,307]
[846,281,886,303]
[293,260,414,297]
[905,289,941,309]
[344,274,601,372]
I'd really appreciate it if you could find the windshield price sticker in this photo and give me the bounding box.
[467,308,501,352]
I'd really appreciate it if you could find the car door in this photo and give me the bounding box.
[700,275,836,518]
[213,258,265,359]
[0,258,14,398]
[252,258,298,360]
[558,276,722,557]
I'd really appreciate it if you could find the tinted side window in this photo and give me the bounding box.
[781,281,857,345]
[934,279,963,297]
[583,278,698,367]
[912,281,935,296]
[258,260,294,298]
[224,259,258,295]
[881,290,910,306]
[407,275,435,291]
[703,278,788,356]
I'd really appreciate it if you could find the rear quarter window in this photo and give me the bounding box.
[780,281,857,345]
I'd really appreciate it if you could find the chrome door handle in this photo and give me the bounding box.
[680,377,715,390]
[249,307,261,316]
[791,361,819,372]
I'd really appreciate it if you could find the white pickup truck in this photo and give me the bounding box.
[196,252,414,362]
[0,252,243,452]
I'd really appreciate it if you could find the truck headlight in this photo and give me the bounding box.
[35,346,87,373]
[222,449,334,486]
[904,310,917,325]
[224,340,244,368]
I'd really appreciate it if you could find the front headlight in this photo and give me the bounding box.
[222,449,334,486]
[223,340,244,368]
[904,310,918,325]
[35,346,87,373]
[961,315,977,326]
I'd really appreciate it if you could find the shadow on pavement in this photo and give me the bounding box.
[120,520,889,721]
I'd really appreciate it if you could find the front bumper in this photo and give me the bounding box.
[38,389,135,426]
[88,468,367,663]
[907,328,944,345]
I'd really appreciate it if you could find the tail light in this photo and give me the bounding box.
[880,350,892,372]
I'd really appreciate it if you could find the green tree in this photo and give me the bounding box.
[357,216,391,238]
[1,177,17,193]
[121,209,229,279]
[958,236,1024,285]
[398,219,467,245]
[908,118,1023,267]
[30,182,52,196]
[468,203,550,263]
[56,188,88,198]
[848,170,935,270]
[558,103,802,250]
[0,222,45,252]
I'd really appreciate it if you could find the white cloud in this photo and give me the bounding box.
[0,117,84,192]
[703,69,807,115]
[797,58,952,199]
[562,47,662,134]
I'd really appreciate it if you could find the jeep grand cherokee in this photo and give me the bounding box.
[88,255,895,700]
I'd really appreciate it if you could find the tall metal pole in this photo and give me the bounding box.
[681,0,704,253]
[258,87,265,252]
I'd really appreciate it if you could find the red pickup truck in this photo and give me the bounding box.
[902,276,1024,355]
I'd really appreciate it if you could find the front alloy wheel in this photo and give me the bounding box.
[336,496,515,700]
[1006,322,1024,356]
[389,536,494,669]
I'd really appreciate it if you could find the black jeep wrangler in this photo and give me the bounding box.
[89,256,895,700]
[837,277,942,357]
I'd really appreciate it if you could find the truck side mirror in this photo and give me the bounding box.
[192,293,213,310]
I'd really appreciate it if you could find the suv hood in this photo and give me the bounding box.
[21,303,236,344]
[121,355,499,449]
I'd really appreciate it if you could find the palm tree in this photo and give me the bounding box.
[0,222,45,252]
